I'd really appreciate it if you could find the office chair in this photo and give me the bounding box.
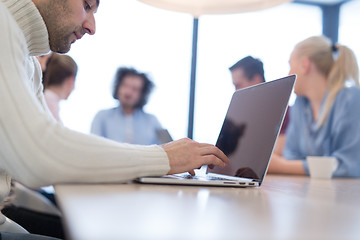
[0,212,28,233]
[11,182,61,216]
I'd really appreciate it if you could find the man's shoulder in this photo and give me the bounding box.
[0,1,8,16]
[0,1,22,32]
[0,1,28,56]
[138,110,158,119]
[0,1,20,38]
[95,107,119,118]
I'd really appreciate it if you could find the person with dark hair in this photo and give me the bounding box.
[229,56,289,155]
[229,56,265,90]
[91,67,163,145]
[43,53,78,123]
[0,0,229,239]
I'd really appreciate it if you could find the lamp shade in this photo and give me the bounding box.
[138,0,292,17]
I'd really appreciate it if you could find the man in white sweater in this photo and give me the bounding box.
[0,0,229,238]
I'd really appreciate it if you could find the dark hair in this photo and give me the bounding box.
[229,56,265,82]
[43,53,78,89]
[112,67,154,109]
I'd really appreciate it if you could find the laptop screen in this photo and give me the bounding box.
[207,75,295,181]
[156,129,173,144]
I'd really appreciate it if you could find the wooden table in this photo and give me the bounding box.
[55,175,360,240]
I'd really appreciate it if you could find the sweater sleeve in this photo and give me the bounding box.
[0,5,170,188]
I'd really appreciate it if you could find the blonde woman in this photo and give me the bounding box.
[268,36,360,177]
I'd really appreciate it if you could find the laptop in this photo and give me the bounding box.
[156,129,173,144]
[137,75,296,187]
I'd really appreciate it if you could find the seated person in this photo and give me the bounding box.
[91,67,163,145]
[42,53,78,123]
[229,56,290,155]
[268,36,360,177]
[229,56,265,90]
[36,51,53,74]
[0,0,229,239]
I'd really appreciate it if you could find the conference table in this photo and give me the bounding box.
[55,175,360,240]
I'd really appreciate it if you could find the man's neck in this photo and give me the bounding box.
[121,106,136,115]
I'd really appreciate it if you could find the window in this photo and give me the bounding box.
[194,3,321,143]
[339,0,360,65]
[62,1,332,144]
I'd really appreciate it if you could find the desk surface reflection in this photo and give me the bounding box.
[55,175,360,240]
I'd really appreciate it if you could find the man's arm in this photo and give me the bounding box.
[0,3,228,188]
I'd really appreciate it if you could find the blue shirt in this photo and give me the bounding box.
[91,106,162,145]
[284,87,360,177]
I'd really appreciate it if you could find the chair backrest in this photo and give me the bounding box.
[12,182,61,216]
[0,212,28,233]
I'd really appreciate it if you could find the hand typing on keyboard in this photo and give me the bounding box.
[163,138,230,176]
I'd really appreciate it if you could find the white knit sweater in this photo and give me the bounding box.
[0,0,170,204]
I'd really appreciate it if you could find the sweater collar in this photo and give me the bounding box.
[2,0,50,56]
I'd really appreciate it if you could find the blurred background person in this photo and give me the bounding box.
[42,53,78,123]
[229,56,289,155]
[230,56,265,90]
[40,53,79,203]
[91,67,163,145]
[36,52,53,74]
[268,36,360,177]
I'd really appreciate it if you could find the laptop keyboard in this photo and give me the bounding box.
[181,174,230,181]
[168,173,258,186]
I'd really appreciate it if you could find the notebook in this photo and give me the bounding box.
[137,75,296,187]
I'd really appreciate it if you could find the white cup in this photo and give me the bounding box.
[306,156,338,179]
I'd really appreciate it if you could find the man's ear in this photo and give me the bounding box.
[252,74,264,85]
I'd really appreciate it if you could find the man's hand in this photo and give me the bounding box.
[162,138,230,175]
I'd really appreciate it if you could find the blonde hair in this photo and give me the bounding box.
[294,36,359,126]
